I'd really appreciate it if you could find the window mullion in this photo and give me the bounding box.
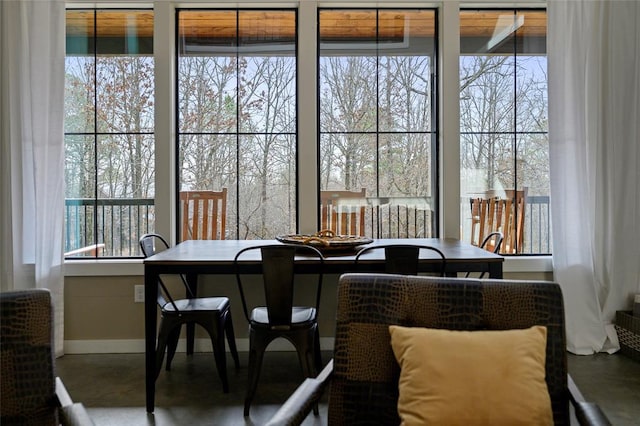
[298,1,319,234]
[154,2,176,244]
[439,1,461,238]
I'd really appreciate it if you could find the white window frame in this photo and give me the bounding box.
[64,0,551,276]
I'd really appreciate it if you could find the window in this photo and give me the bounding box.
[318,9,438,238]
[63,3,550,261]
[459,9,550,254]
[177,10,297,240]
[64,10,155,257]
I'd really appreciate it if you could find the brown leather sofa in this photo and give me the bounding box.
[267,274,611,426]
[1,289,94,426]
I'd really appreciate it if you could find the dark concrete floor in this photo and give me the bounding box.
[566,352,640,426]
[56,350,640,426]
[57,351,328,426]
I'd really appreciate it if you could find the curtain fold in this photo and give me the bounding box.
[548,0,640,354]
[0,0,66,356]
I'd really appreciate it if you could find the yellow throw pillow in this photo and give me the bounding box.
[389,325,553,426]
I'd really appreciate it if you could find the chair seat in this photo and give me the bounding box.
[162,297,230,313]
[249,306,316,328]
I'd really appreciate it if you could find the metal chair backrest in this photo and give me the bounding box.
[234,244,324,327]
[139,233,192,312]
[465,232,504,278]
[355,244,446,276]
[480,231,504,254]
[180,189,227,241]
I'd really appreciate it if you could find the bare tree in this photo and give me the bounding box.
[178,56,237,191]
[460,55,549,195]
[94,57,154,199]
[319,56,377,191]
[320,54,434,198]
[237,56,296,238]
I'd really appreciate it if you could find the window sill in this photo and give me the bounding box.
[64,259,143,277]
[502,256,552,273]
[64,256,553,277]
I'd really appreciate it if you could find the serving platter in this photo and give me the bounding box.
[276,229,373,253]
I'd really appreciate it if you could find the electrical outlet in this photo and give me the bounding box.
[134,285,145,303]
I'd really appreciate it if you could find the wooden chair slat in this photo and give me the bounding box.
[180,189,227,241]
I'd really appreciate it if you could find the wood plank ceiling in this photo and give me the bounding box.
[66,9,546,40]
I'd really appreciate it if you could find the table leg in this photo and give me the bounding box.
[186,272,198,355]
[488,262,503,279]
[145,267,158,413]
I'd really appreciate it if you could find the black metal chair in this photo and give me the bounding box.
[139,233,240,393]
[354,243,447,276]
[233,243,325,416]
[466,231,504,278]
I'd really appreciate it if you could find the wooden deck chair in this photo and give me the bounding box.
[180,189,227,241]
[502,188,527,254]
[470,196,502,249]
[320,188,367,236]
[470,188,527,254]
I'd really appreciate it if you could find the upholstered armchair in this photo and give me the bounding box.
[1,289,94,426]
[266,274,611,426]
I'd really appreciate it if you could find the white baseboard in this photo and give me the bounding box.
[64,337,335,354]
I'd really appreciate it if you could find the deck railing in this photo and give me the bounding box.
[523,195,552,254]
[64,198,155,257]
[64,195,551,258]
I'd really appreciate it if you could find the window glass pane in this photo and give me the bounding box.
[378,133,432,196]
[319,55,377,134]
[177,9,297,240]
[460,55,515,133]
[238,134,296,238]
[178,11,237,134]
[65,11,95,133]
[319,9,436,238]
[178,56,238,134]
[95,11,153,55]
[378,10,434,133]
[96,56,155,134]
[515,56,547,132]
[239,56,296,134]
[64,135,96,253]
[460,9,550,255]
[96,134,155,255]
[319,133,376,191]
[65,9,154,258]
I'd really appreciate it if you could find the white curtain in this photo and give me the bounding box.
[0,0,66,356]
[548,0,640,354]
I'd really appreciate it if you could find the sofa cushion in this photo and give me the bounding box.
[389,325,553,426]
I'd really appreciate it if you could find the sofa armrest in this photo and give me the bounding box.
[265,359,333,426]
[568,374,611,426]
[267,368,610,426]
[56,377,95,426]
[60,403,95,426]
[56,377,74,407]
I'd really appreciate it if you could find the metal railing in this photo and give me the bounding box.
[523,195,552,254]
[64,195,551,258]
[65,198,155,257]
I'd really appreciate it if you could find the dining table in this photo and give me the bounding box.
[143,237,503,412]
